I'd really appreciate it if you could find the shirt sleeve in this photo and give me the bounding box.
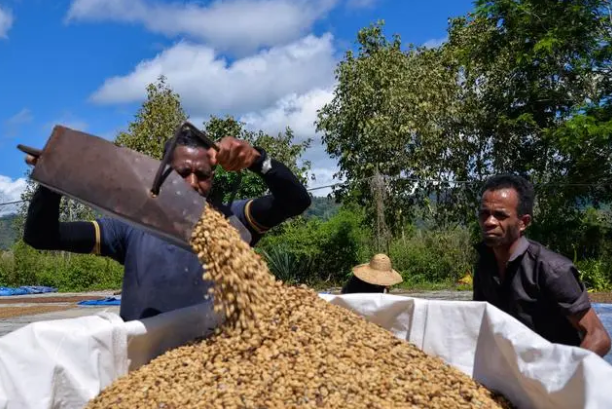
[96,217,131,265]
[541,260,591,316]
[230,199,264,246]
[23,185,98,254]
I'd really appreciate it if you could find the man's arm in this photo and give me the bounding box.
[543,261,611,357]
[568,308,611,357]
[23,185,98,253]
[23,185,130,264]
[242,147,311,234]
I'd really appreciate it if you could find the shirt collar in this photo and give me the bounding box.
[475,236,530,262]
[508,236,530,262]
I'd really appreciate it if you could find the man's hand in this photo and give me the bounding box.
[209,137,261,172]
[25,154,38,167]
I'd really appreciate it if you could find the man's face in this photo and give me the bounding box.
[170,145,215,197]
[478,188,530,248]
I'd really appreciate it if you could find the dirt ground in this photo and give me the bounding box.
[589,292,612,304]
[0,305,76,319]
[0,290,608,322]
[0,296,104,305]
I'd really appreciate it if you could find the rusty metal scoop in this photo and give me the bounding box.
[18,123,251,252]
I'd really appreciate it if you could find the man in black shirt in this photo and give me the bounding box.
[473,174,611,357]
[23,132,311,321]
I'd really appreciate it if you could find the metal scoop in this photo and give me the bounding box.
[18,123,251,252]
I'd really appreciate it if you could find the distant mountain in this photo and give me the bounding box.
[0,214,19,250]
[304,196,341,221]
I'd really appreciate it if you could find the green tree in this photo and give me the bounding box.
[115,75,188,159]
[445,0,612,254]
[316,21,462,231]
[318,2,612,257]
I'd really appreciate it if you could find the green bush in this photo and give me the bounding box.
[257,207,478,289]
[388,226,475,286]
[257,206,368,285]
[575,258,612,291]
[0,240,123,292]
[259,246,313,285]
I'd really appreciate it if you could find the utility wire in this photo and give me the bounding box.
[0,200,25,207]
[1,175,611,207]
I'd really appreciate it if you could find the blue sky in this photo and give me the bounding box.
[0,0,475,210]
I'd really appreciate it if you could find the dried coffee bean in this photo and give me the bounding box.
[87,207,513,409]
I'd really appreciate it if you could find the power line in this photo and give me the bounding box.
[1,175,611,207]
[0,200,24,207]
[305,175,612,192]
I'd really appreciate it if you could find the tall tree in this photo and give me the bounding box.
[318,2,612,254]
[115,75,188,159]
[446,0,612,253]
[316,21,462,231]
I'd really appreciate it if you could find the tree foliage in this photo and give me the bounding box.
[115,75,188,160]
[204,115,313,204]
[115,77,313,204]
[316,21,463,231]
[317,1,612,256]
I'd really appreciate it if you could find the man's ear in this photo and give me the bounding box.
[519,214,532,233]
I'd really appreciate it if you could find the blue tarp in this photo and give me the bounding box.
[77,296,121,307]
[0,286,58,297]
[593,303,612,365]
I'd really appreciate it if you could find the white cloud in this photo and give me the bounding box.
[84,2,345,196]
[6,109,33,126]
[240,87,334,140]
[303,143,342,197]
[346,0,378,8]
[238,87,341,197]
[66,0,338,54]
[422,36,447,49]
[90,34,337,119]
[3,109,33,138]
[0,176,27,216]
[0,6,13,39]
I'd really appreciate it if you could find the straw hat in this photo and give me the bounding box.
[352,254,403,287]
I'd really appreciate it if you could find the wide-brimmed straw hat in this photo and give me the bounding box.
[352,254,403,287]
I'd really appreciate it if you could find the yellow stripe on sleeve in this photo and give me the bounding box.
[91,220,101,255]
[244,200,270,234]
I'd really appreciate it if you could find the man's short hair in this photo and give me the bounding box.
[481,174,535,216]
[162,127,208,158]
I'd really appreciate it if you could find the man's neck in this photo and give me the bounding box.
[492,237,523,279]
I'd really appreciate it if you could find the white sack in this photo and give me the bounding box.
[320,294,612,409]
[0,312,127,409]
[0,294,611,409]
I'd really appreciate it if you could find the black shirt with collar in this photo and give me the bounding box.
[473,236,591,347]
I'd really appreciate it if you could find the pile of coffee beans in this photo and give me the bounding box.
[87,207,512,409]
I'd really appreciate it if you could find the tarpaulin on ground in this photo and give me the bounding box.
[77,296,121,307]
[0,294,611,409]
[0,286,57,297]
[592,303,612,365]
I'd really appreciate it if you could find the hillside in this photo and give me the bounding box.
[0,214,19,250]
[304,196,341,221]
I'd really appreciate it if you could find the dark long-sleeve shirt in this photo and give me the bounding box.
[23,153,311,321]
